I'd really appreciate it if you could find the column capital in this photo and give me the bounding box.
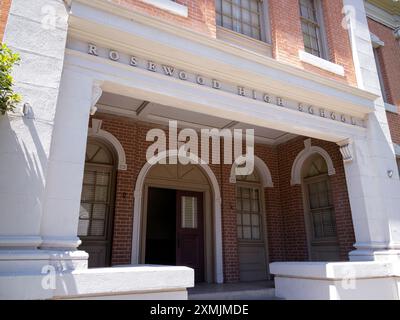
[337,140,353,162]
[90,81,104,115]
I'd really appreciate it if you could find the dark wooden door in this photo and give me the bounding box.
[176,191,205,282]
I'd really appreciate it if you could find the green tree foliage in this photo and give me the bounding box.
[0,44,21,115]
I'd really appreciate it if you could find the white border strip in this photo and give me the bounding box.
[394,143,400,157]
[299,50,345,77]
[385,103,398,114]
[140,0,188,18]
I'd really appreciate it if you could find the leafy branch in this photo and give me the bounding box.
[0,43,21,115]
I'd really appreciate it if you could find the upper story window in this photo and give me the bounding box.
[215,0,266,41]
[299,0,326,58]
[373,47,388,103]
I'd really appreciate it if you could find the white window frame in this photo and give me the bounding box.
[140,0,188,18]
[373,47,388,103]
[215,0,272,44]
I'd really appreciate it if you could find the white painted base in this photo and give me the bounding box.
[0,261,194,300]
[349,249,400,262]
[270,261,400,300]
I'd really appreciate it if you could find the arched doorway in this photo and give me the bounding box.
[132,151,223,284]
[78,138,117,268]
[139,163,213,283]
[236,168,269,281]
[301,153,340,261]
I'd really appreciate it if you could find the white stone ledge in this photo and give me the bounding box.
[385,102,398,114]
[140,0,188,18]
[270,261,398,280]
[54,265,194,299]
[0,265,194,299]
[394,143,400,157]
[299,50,345,77]
[270,261,400,300]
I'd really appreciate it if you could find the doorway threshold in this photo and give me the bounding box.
[188,280,277,300]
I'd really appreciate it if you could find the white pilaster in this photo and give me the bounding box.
[0,0,68,250]
[343,0,400,260]
[40,69,102,250]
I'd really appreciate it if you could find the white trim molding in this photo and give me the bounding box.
[229,155,274,188]
[131,150,224,284]
[140,0,188,18]
[385,102,398,113]
[88,119,128,170]
[394,143,400,157]
[370,32,385,48]
[299,50,345,77]
[365,1,400,30]
[395,27,400,39]
[291,139,336,185]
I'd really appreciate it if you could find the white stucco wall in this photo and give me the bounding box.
[341,0,400,261]
[0,0,69,248]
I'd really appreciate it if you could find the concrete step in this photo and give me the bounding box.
[188,280,278,300]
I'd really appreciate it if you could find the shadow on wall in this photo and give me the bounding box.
[0,111,46,236]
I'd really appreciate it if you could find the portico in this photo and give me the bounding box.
[1,0,400,300]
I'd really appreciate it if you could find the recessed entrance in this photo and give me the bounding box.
[145,187,205,282]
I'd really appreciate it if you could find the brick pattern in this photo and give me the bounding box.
[368,18,400,145]
[111,0,216,37]
[87,114,355,280]
[277,137,355,261]
[268,0,356,85]
[254,144,286,262]
[108,1,356,85]
[0,0,11,41]
[220,162,240,282]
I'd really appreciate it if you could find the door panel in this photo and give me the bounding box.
[238,244,267,281]
[78,141,116,268]
[236,185,268,281]
[176,191,205,283]
[304,176,340,261]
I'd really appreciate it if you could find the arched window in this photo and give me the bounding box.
[236,169,268,280]
[78,139,117,267]
[302,154,339,261]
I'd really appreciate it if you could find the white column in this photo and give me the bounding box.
[40,68,102,251]
[342,0,400,260]
[0,0,68,250]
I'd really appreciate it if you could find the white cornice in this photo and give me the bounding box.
[67,0,379,120]
[365,2,400,29]
[70,0,377,101]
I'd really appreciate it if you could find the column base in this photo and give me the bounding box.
[270,261,400,300]
[0,249,88,273]
[349,249,400,262]
[0,249,89,299]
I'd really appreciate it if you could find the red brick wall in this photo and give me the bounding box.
[111,0,216,37]
[87,114,355,281]
[269,0,356,85]
[254,144,286,262]
[276,137,355,261]
[110,1,356,85]
[368,18,400,145]
[0,0,11,41]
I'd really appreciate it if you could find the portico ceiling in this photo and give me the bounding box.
[97,92,296,145]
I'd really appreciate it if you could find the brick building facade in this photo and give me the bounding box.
[1,0,400,299]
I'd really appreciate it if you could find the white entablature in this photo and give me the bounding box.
[66,0,378,120]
